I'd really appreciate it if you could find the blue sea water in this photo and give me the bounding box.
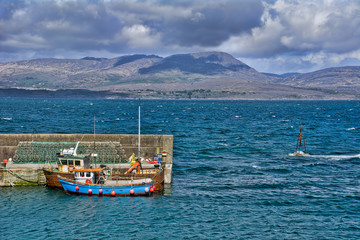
[0,98,360,239]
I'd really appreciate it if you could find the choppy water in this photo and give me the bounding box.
[1,99,360,239]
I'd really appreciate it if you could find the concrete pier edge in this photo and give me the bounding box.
[0,134,173,187]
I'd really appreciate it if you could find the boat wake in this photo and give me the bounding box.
[288,151,309,157]
[289,153,360,160]
[307,154,360,160]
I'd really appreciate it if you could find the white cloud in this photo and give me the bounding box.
[2,34,47,49]
[121,24,161,48]
[220,0,360,56]
[218,11,285,57]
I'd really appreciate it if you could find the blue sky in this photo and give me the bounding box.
[1,0,360,74]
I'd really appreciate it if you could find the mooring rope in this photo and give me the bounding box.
[1,167,44,184]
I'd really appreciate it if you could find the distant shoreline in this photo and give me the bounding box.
[0,87,359,100]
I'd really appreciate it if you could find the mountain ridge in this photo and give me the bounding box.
[0,51,359,99]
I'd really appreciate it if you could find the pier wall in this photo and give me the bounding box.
[0,164,46,186]
[0,134,173,186]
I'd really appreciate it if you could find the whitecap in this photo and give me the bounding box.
[346,127,355,131]
[308,154,360,160]
[288,151,309,157]
[1,118,12,120]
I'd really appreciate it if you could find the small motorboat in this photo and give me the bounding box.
[59,168,154,196]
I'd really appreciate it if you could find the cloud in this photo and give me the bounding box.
[223,0,360,57]
[121,24,161,48]
[0,0,264,54]
[0,0,359,73]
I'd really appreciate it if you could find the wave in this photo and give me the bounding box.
[288,151,309,157]
[346,127,356,131]
[308,154,360,160]
[289,153,360,160]
[289,150,360,160]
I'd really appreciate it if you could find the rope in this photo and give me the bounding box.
[6,167,14,187]
[1,167,45,184]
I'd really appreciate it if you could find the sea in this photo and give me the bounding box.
[0,98,360,239]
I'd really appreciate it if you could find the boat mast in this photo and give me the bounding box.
[93,114,97,168]
[138,91,141,159]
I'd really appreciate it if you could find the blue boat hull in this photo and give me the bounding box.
[59,179,153,196]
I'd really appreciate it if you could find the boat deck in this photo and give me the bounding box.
[102,178,153,185]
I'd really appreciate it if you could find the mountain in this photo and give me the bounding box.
[0,51,275,91]
[138,52,251,75]
[0,52,359,99]
[0,55,162,89]
[262,72,300,78]
[269,66,360,94]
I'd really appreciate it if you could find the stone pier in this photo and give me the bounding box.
[0,134,173,187]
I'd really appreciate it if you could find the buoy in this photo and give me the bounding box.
[75,186,79,191]
[145,187,149,192]
[99,189,103,194]
[150,186,154,192]
[3,159,8,163]
[130,189,135,195]
[294,125,309,155]
[111,190,116,196]
[88,189,92,194]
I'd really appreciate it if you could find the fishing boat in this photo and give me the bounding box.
[121,153,165,191]
[43,142,90,188]
[44,151,165,191]
[59,168,154,196]
[46,93,166,192]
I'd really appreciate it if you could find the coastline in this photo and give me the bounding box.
[1,87,359,100]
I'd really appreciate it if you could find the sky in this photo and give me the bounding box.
[0,0,360,74]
